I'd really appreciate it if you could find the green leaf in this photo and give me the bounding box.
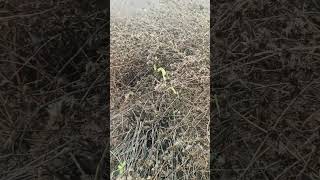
[168,86,178,95]
[117,161,126,175]
[157,67,167,81]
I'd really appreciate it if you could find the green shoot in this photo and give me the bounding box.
[153,64,168,81]
[168,86,178,95]
[117,161,126,176]
[157,67,167,81]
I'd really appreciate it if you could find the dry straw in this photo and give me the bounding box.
[111,0,209,179]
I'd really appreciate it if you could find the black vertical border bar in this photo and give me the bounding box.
[209,0,214,179]
[210,0,224,179]
[106,0,111,179]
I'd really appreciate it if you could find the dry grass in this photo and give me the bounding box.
[110,0,210,179]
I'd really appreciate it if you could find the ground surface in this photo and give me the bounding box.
[212,1,320,179]
[111,0,210,179]
[0,1,108,179]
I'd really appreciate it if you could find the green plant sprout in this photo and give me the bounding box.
[117,161,126,176]
[153,64,169,81]
[157,67,167,81]
[153,65,179,96]
[168,86,178,95]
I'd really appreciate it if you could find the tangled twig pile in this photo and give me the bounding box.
[111,0,209,179]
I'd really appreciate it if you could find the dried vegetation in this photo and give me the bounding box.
[111,0,210,179]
